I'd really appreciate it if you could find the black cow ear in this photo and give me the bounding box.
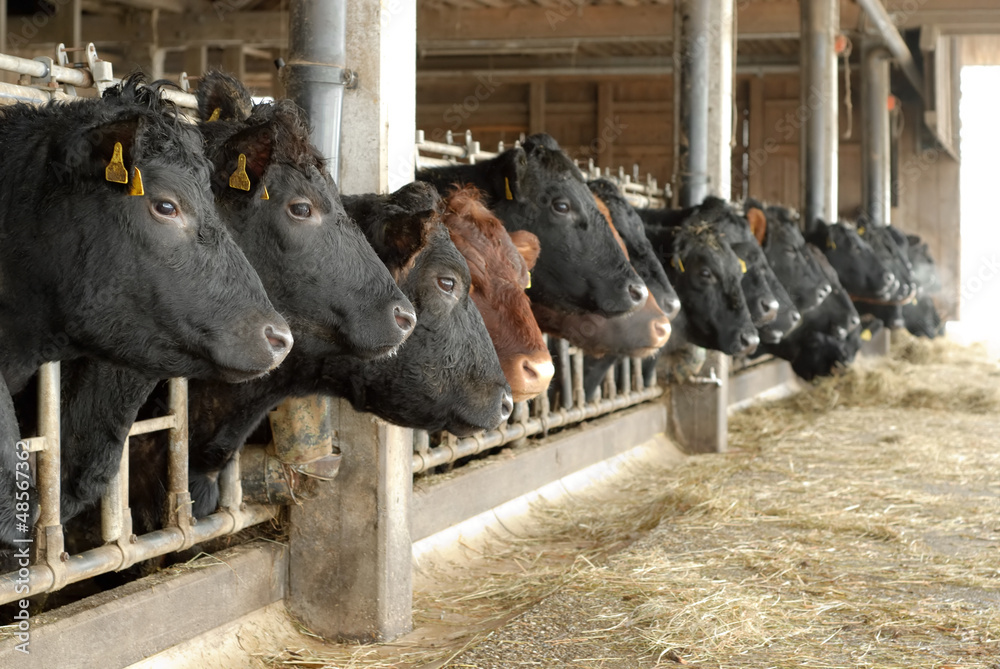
[197,70,254,123]
[493,146,527,203]
[218,123,274,195]
[381,208,436,269]
[76,117,141,186]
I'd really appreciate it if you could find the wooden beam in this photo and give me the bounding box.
[748,74,764,199]
[221,45,245,80]
[596,81,614,170]
[107,0,187,13]
[529,80,545,134]
[183,45,208,77]
[1,0,7,54]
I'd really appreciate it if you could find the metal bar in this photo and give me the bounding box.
[673,0,710,206]
[100,445,124,544]
[862,41,892,228]
[856,0,924,100]
[632,357,644,392]
[799,0,839,230]
[0,82,50,105]
[572,349,585,410]
[0,504,278,606]
[619,357,632,398]
[35,362,67,590]
[0,51,92,87]
[218,449,242,511]
[412,386,663,473]
[127,415,176,437]
[557,339,572,411]
[285,0,347,182]
[165,378,192,545]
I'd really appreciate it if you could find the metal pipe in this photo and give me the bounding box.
[862,42,892,227]
[411,386,663,473]
[165,377,192,541]
[127,414,176,437]
[0,51,92,87]
[285,0,348,183]
[673,0,710,207]
[35,363,60,530]
[0,504,278,606]
[799,0,839,231]
[0,81,50,105]
[856,0,924,100]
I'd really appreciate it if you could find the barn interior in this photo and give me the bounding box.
[0,0,999,666]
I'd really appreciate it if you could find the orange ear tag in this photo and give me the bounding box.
[229,153,251,191]
[128,166,144,196]
[260,184,269,201]
[207,107,221,122]
[504,177,513,200]
[105,142,128,184]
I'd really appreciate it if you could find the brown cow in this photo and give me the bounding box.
[442,187,554,402]
[530,194,672,358]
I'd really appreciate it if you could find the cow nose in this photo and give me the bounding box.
[649,315,672,347]
[499,389,514,423]
[881,272,896,290]
[393,304,416,334]
[817,283,832,300]
[790,309,802,327]
[264,323,293,363]
[627,282,648,308]
[508,354,555,402]
[759,298,779,324]
[663,295,682,320]
[739,331,760,356]
[834,326,848,340]
[848,313,861,330]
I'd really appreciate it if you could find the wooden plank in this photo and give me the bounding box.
[411,402,667,543]
[221,46,246,81]
[597,81,614,170]
[529,80,545,134]
[748,74,764,198]
[727,358,800,410]
[0,542,287,668]
[183,46,208,78]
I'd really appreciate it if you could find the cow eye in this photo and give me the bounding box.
[699,268,713,279]
[437,277,456,293]
[152,200,178,218]
[552,199,571,214]
[288,201,312,220]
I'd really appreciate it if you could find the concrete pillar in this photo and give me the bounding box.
[671,0,734,454]
[799,0,839,230]
[282,0,416,643]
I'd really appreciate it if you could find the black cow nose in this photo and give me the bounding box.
[817,283,832,300]
[849,314,861,330]
[663,295,682,320]
[834,326,848,340]
[760,299,779,322]
[739,331,760,355]
[264,324,293,359]
[393,304,416,334]
[499,389,513,423]
[790,309,802,326]
[881,272,895,289]
[627,282,648,307]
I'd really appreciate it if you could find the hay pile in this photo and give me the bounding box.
[269,332,1000,669]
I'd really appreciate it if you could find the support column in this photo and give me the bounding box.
[1,0,6,54]
[283,0,415,644]
[673,0,733,205]
[529,80,546,135]
[183,46,208,79]
[799,0,839,230]
[670,0,734,455]
[862,40,891,227]
[221,46,245,82]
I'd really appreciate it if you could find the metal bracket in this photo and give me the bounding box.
[283,62,359,90]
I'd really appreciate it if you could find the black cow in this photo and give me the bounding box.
[417,133,647,319]
[791,315,884,381]
[53,74,418,524]
[867,233,943,337]
[0,76,290,547]
[643,213,759,357]
[853,219,914,302]
[744,201,831,314]
[806,219,896,302]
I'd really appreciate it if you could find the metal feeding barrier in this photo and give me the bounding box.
[0,45,275,607]
[415,129,670,209]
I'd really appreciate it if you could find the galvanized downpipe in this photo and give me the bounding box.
[285,0,349,183]
[862,41,892,228]
[855,0,924,101]
[799,0,839,233]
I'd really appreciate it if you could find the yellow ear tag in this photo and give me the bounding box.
[525,272,531,289]
[673,257,685,273]
[826,238,837,250]
[128,166,144,196]
[229,153,252,191]
[857,226,865,236]
[105,141,128,184]
[207,107,221,122]
[738,258,747,274]
[911,296,918,305]
[860,329,872,341]
[504,177,513,201]
[260,184,269,201]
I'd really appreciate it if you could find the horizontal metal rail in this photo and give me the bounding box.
[0,503,277,605]
[0,52,93,87]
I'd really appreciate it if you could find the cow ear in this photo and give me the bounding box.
[217,123,274,196]
[197,70,254,123]
[493,146,527,203]
[509,230,540,270]
[78,117,141,186]
[382,207,437,269]
[746,207,767,245]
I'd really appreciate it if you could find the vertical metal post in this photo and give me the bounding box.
[862,41,891,227]
[799,0,839,230]
[35,362,65,587]
[285,0,347,182]
[671,0,734,454]
[0,0,7,55]
[673,0,734,206]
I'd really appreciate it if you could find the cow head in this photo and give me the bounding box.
[25,74,290,382]
[747,204,832,312]
[807,219,896,302]
[442,186,554,402]
[196,73,415,360]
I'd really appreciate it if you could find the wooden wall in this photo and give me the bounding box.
[417,69,961,320]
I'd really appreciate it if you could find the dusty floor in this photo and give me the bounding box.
[263,334,1000,668]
